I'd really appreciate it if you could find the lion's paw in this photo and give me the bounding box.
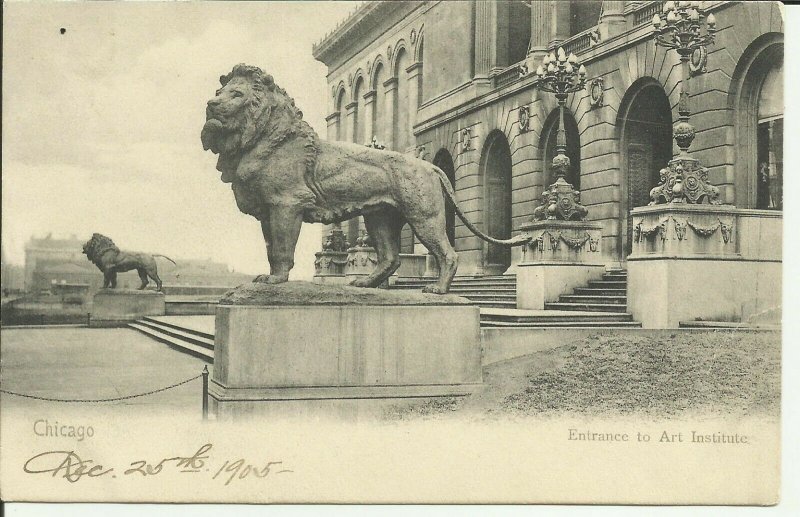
[349,278,372,288]
[422,284,448,295]
[253,274,288,284]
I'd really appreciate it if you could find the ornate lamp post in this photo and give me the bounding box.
[649,1,720,204]
[529,47,589,221]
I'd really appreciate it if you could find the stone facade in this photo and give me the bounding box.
[313,1,783,276]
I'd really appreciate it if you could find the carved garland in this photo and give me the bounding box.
[633,219,668,242]
[528,231,597,252]
[683,218,734,243]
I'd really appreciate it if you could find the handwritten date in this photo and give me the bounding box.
[23,444,291,484]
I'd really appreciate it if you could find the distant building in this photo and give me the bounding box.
[24,234,85,291]
[1,246,25,294]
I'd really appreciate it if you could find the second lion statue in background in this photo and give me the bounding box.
[201,64,528,294]
[83,233,176,291]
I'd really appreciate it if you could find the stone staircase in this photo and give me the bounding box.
[390,275,517,309]
[481,267,640,328]
[128,316,214,362]
[545,267,629,313]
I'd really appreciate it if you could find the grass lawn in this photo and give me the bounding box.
[387,330,781,420]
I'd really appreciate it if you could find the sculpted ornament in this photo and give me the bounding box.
[518,105,530,132]
[201,64,529,294]
[82,233,176,291]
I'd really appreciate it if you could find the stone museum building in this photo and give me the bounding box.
[312,0,783,277]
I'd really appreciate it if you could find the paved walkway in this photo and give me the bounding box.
[0,327,206,414]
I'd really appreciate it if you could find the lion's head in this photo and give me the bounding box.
[82,233,119,263]
[201,64,318,182]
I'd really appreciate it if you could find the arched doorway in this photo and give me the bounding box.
[730,33,783,210]
[433,149,457,246]
[542,109,581,189]
[480,131,513,274]
[618,79,673,258]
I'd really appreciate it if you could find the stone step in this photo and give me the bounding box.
[573,287,627,296]
[481,311,633,323]
[558,295,627,304]
[473,301,517,309]
[392,285,517,293]
[588,280,627,289]
[480,320,642,328]
[459,294,517,302]
[544,302,629,313]
[135,319,215,350]
[142,316,215,341]
[128,322,214,362]
[602,274,627,280]
[394,276,517,284]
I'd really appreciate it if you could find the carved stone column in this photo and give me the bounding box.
[344,101,358,143]
[550,0,571,48]
[383,77,398,150]
[529,0,552,59]
[362,90,376,146]
[473,0,497,82]
[599,1,626,40]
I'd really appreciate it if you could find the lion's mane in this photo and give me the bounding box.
[201,64,322,201]
[83,233,119,265]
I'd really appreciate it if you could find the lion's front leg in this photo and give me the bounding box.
[253,206,303,285]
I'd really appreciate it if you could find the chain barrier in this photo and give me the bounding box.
[0,374,202,403]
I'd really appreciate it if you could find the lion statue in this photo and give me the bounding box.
[201,64,529,294]
[82,233,176,291]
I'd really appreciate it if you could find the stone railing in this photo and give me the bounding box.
[632,1,665,28]
[549,26,596,55]
[492,63,523,89]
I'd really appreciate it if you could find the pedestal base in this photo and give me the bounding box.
[627,258,781,329]
[211,282,482,420]
[517,262,605,310]
[515,219,605,309]
[627,205,782,328]
[90,289,165,327]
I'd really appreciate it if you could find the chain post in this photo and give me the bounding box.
[202,365,209,421]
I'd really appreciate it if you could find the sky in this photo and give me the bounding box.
[2,1,362,278]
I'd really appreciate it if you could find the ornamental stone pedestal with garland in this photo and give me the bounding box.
[515,219,604,310]
[627,204,782,328]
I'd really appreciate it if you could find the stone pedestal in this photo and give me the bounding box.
[627,205,782,328]
[90,289,165,327]
[345,245,377,282]
[313,250,349,285]
[515,220,604,310]
[209,282,482,420]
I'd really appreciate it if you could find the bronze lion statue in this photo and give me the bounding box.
[82,233,176,291]
[201,64,529,294]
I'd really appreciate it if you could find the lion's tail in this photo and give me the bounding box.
[430,164,531,247]
[153,254,177,266]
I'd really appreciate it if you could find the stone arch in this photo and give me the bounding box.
[334,86,347,141]
[616,77,673,258]
[729,32,784,210]
[480,130,513,274]
[350,69,367,102]
[413,28,424,62]
[392,46,411,151]
[391,39,408,77]
[369,55,387,90]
